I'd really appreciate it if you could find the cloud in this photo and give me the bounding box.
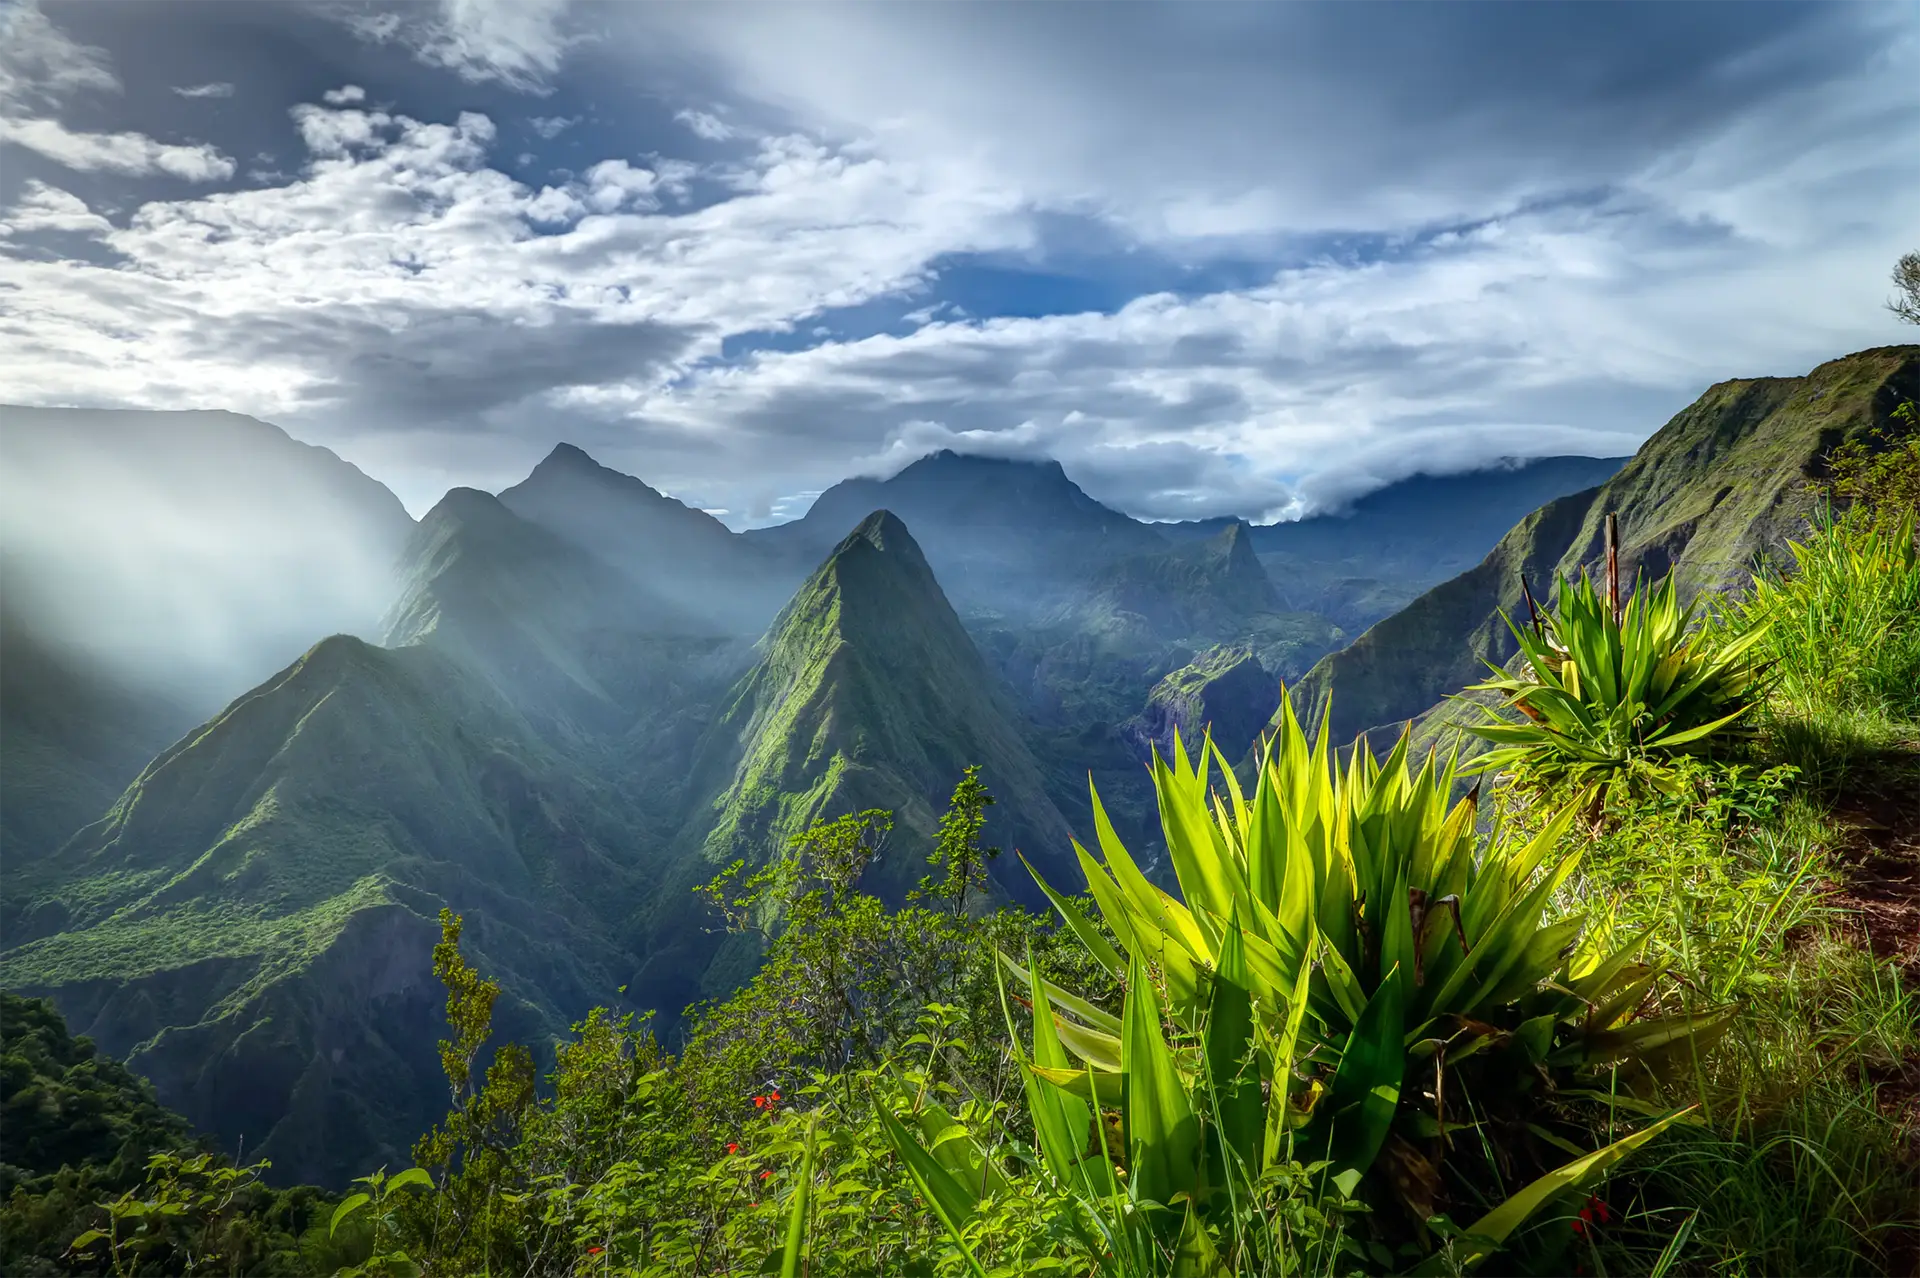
[0,1,118,112]
[1,6,234,183]
[337,0,578,92]
[617,4,1908,242]
[2,7,1916,525]
[322,84,367,105]
[528,113,577,139]
[0,92,1037,510]
[674,108,734,141]
[0,115,236,180]
[172,81,235,99]
[0,179,112,236]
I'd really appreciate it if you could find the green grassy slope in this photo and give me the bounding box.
[1291,345,1920,744]
[647,511,1078,1008]
[0,635,668,1187]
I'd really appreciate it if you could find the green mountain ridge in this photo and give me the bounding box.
[641,512,1078,1009]
[0,632,672,1186]
[1291,346,1920,745]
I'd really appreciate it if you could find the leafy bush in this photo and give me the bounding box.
[1463,568,1769,801]
[888,702,1729,1273]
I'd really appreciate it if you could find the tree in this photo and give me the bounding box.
[1890,250,1920,325]
[919,764,1000,916]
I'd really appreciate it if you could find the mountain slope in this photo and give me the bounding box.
[645,511,1078,1007]
[1291,346,1920,744]
[382,487,720,736]
[498,444,791,634]
[745,452,1166,618]
[1162,455,1630,631]
[0,406,414,709]
[0,606,193,862]
[0,636,670,1187]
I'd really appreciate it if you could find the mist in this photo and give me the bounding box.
[0,405,415,714]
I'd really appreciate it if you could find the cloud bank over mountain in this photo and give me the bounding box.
[1,0,1915,522]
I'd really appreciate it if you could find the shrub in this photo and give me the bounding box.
[1462,567,1769,802]
[887,702,1729,1273]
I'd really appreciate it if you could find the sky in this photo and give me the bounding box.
[1,0,1916,526]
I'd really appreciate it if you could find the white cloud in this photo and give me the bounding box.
[0,179,111,236]
[0,93,1036,511]
[0,1,118,112]
[675,108,734,141]
[0,115,236,180]
[322,84,367,106]
[339,0,578,93]
[528,114,577,139]
[172,82,235,99]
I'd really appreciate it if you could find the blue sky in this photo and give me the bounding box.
[1,0,1916,525]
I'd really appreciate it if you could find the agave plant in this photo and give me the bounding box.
[1462,567,1769,798]
[883,699,1727,1274]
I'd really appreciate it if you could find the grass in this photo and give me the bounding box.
[1505,497,1920,1276]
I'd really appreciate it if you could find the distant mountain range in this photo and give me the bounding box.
[17,345,1911,1189]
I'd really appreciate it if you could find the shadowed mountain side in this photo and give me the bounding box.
[383,487,732,738]
[0,605,195,862]
[0,635,675,1187]
[744,451,1167,619]
[1126,646,1279,766]
[1286,345,1920,747]
[499,444,794,636]
[641,511,1078,1014]
[1160,455,1629,631]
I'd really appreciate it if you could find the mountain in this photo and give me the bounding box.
[1125,646,1279,765]
[1160,455,1631,631]
[0,406,414,710]
[498,444,792,635]
[1062,521,1280,639]
[1290,346,1920,745]
[744,451,1167,618]
[0,634,670,1187]
[383,487,728,737]
[0,607,193,862]
[646,511,1079,1008]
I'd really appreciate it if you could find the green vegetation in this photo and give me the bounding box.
[1463,560,1769,802]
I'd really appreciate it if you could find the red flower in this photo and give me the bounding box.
[771,1090,781,1102]
[753,1096,765,1109]
[587,1245,605,1256]
[759,1169,772,1181]
[1586,1195,1613,1225]
[726,1142,739,1155]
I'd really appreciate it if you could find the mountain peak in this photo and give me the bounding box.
[423,486,513,527]
[844,508,916,552]
[906,449,1070,481]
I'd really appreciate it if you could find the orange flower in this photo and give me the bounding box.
[753,1096,766,1109]
[726,1142,739,1155]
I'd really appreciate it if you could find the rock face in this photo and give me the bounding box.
[1287,345,1920,746]
[1127,646,1280,765]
